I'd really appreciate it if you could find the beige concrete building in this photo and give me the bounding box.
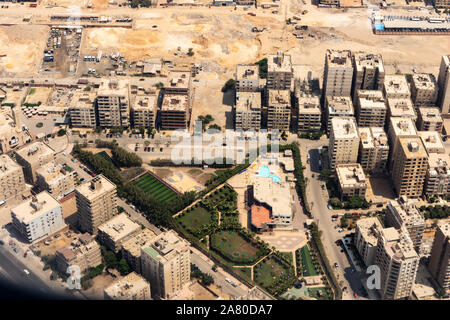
[355,217,383,266]
[383,75,411,99]
[352,52,385,97]
[164,70,191,95]
[386,97,416,121]
[295,78,321,133]
[36,162,76,200]
[267,51,293,90]
[267,90,291,131]
[358,127,389,173]
[69,91,97,128]
[428,221,450,291]
[96,79,130,128]
[55,233,102,276]
[11,191,65,243]
[235,92,261,131]
[236,64,260,92]
[328,117,359,170]
[425,153,450,197]
[375,228,420,300]
[435,0,450,8]
[0,107,29,154]
[97,213,141,252]
[410,73,439,107]
[0,154,25,201]
[15,141,56,184]
[75,175,118,234]
[104,272,152,300]
[161,94,190,130]
[391,137,428,198]
[323,49,353,98]
[336,163,367,200]
[131,95,157,129]
[325,96,354,133]
[386,197,425,252]
[418,131,445,154]
[140,230,191,299]
[387,117,418,171]
[354,90,386,127]
[416,107,443,132]
[438,55,450,116]
[121,228,156,274]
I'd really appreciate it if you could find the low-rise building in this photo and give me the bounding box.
[267,90,291,131]
[131,95,157,129]
[325,96,354,133]
[358,127,389,173]
[0,154,25,201]
[36,162,76,200]
[235,92,261,131]
[11,191,65,243]
[98,213,141,252]
[104,272,152,300]
[355,217,383,266]
[335,163,367,200]
[354,90,386,127]
[236,64,259,92]
[416,107,443,132]
[15,141,56,184]
[383,75,411,99]
[410,73,439,107]
[121,228,157,274]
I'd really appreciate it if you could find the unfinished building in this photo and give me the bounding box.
[96,79,130,128]
[235,92,261,131]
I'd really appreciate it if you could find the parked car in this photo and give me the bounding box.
[338,228,344,233]
[332,215,338,219]
[352,212,359,216]
[334,263,339,268]
[23,269,30,276]
[225,278,231,283]
[13,247,18,253]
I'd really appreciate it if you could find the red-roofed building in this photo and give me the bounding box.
[250,204,276,233]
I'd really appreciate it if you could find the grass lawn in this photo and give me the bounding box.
[210,231,264,265]
[254,256,292,289]
[308,287,329,300]
[95,151,119,169]
[237,267,252,283]
[177,205,214,234]
[133,173,178,203]
[300,246,318,276]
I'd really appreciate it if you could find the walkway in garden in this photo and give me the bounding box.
[233,250,274,281]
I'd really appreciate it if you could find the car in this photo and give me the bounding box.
[225,278,231,283]
[352,212,359,216]
[332,215,338,219]
[80,178,85,182]
[129,134,133,138]
[13,247,18,253]
[328,204,333,210]
[334,263,339,268]
[338,228,344,233]
[231,282,237,287]
[91,173,96,177]
[321,185,325,190]
[212,266,218,272]
[160,147,163,152]
[23,252,27,258]
[23,269,30,276]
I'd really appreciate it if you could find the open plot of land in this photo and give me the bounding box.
[24,87,53,105]
[133,172,178,203]
[166,170,205,193]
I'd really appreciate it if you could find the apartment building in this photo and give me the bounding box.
[416,107,443,132]
[267,90,291,131]
[15,141,56,184]
[131,95,157,129]
[236,64,260,92]
[354,90,386,127]
[425,153,450,198]
[355,217,383,266]
[140,230,191,299]
[387,117,417,162]
[297,93,321,133]
[69,91,97,128]
[235,92,261,131]
[11,191,66,243]
[438,55,450,116]
[0,154,25,201]
[325,96,354,133]
[0,107,28,154]
[410,73,439,107]
[358,127,389,173]
[121,228,156,274]
[391,137,428,198]
[97,213,141,253]
[323,49,353,98]
[386,197,425,252]
[386,97,416,122]
[164,70,191,95]
[160,94,190,130]
[335,163,367,200]
[75,175,118,235]
[328,117,360,170]
[104,272,152,300]
[55,233,102,276]
[375,228,420,300]
[383,75,411,99]
[96,79,131,128]
[428,221,450,291]
[267,51,293,90]
[36,162,75,200]
[352,52,385,98]
[418,131,445,156]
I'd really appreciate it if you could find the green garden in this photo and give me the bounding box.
[133,173,178,203]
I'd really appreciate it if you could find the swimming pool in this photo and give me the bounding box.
[257,166,281,183]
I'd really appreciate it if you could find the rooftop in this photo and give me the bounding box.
[69,91,96,109]
[15,141,55,163]
[250,204,273,229]
[326,49,352,68]
[418,107,442,123]
[75,175,116,201]
[236,64,259,81]
[427,153,450,176]
[389,117,417,137]
[327,96,354,114]
[353,52,384,72]
[298,94,321,114]
[356,217,383,247]
[133,95,157,111]
[0,154,22,177]
[253,176,292,219]
[398,136,428,159]
[98,213,140,243]
[336,163,367,188]
[437,221,450,238]
[121,228,156,258]
[417,131,444,154]
[161,93,189,112]
[387,98,416,118]
[358,127,389,149]
[11,191,60,224]
[97,79,129,97]
[236,92,261,112]
[388,196,425,228]
[166,71,191,90]
[142,230,190,263]
[268,89,290,106]
[383,228,418,261]
[357,90,386,109]
[412,73,438,91]
[268,51,292,73]
[331,117,359,139]
[104,272,149,300]
[384,75,410,97]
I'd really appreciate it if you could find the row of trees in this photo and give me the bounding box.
[95,139,143,167]
[419,205,450,220]
[329,196,370,210]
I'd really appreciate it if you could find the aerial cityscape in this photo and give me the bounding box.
[0,0,449,304]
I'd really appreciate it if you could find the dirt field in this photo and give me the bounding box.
[24,87,53,105]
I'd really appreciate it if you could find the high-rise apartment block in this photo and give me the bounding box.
[69,91,97,128]
[424,153,450,197]
[386,197,425,252]
[352,52,385,97]
[267,51,293,90]
[75,175,118,234]
[11,191,66,243]
[96,79,130,128]
[141,230,191,299]
[295,78,321,133]
[328,117,359,170]
[15,141,56,184]
[355,217,383,266]
[323,49,353,98]
[375,227,420,300]
[428,221,450,291]
[416,107,443,132]
[104,272,152,300]
[387,117,418,171]
[335,163,367,200]
[383,75,411,99]
[267,90,291,131]
[235,92,261,130]
[325,96,354,133]
[121,228,156,274]
[437,55,450,116]
[131,95,157,129]
[236,64,260,92]
[386,97,416,122]
[36,162,75,200]
[418,131,445,154]
[391,137,428,198]
[354,90,387,127]
[161,71,191,130]
[97,213,141,253]
[0,154,25,201]
[410,73,439,107]
[358,127,389,173]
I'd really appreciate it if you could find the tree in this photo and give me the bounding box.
[319,169,331,180]
[57,129,67,136]
[118,259,131,275]
[202,273,214,286]
[104,250,118,269]
[221,79,236,93]
[187,48,194,56]
[437,288,446,298]
[255,58,268,79]
[208,124,221,131]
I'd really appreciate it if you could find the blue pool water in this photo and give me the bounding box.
[258,166,281,183]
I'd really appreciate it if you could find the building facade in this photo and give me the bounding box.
[355,217,383,266]
[131,95,157,129]
[0,154,25,201]
[69,91,97,128]
[121,228,156,274]
[267,90,291,131]
[323,49,353,98]
[416,107,443,132]
[410,73,439,107]
[325,96,354,133]
[97,213,141,253]
[236,65,260,92]
[354,90,386,127]
[36,162,76,200]
[335,163,367,200]
[328,117,360,170]
[352,52,385,98]
[438,55,450,116]
[428,221,450,291]
[96,79,130,128]
[235,92,261,131]
[358,127,389,173]
[267,51,293,90]
[15,142,55,184]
